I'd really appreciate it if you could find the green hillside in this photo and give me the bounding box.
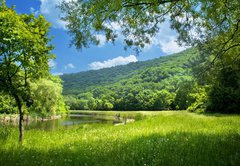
[61,48,202,111]
[61,48,198,95]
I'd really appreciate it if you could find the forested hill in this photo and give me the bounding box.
[61,48,198,95]
[61,48,203,111]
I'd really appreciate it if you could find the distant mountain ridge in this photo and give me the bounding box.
[61,48,198,95]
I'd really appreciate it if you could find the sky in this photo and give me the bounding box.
[6,0,187,75]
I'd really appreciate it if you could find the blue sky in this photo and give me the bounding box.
[6,0,187,75]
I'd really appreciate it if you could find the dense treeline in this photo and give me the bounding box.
[63,48,207,112]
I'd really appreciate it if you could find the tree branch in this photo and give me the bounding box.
[123,0,179,8]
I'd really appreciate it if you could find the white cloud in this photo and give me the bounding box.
[52,72,63,76]
[94,34,106,47]
[64,63,75,70]
[143,20,188,54]
[48,60,57,69]
[39,0,74,29]
[89,55,138,70]
[159,37,186,54]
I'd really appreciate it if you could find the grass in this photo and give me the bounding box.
[0,111,240,165]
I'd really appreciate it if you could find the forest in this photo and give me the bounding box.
[0,0,240,165]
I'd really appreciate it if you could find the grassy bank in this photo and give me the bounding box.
[0,111,240,165]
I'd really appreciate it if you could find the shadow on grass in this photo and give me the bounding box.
[0,131,240,166]
[197,112,240,117]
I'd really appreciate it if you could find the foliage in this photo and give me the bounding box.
[0,111,240,165]
[0,92,17,114]
[187,86,208,113]
[206,65,240,113]
[29,76,68,116]
[154,89,173,110]
[174,81,197,110]
[59,0,239,52]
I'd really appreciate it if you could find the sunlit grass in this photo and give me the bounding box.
[0,111,240,165]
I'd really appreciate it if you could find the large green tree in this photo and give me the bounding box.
[60,0,240,113]
[0,1,54,143]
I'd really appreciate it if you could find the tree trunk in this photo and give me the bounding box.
[14,94,24,144]
[19,106,24,144]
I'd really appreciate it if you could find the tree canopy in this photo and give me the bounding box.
[60,0,239,52]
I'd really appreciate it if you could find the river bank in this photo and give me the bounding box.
[0,114,62,125]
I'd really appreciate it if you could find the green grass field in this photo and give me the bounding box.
[0,111,240,166]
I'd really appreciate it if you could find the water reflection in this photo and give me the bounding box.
[24,114,122,131]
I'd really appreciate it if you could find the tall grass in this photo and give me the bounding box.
[0,111,240,165]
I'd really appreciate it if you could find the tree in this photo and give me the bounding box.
[60,0,240,113]
[102,100,113,110]
[207,65,240,113]
[174,81,195,110]
[187,85,208,113]
[191,22,240,113]
[64,95,80,110]
[136,89,157,109]
[29,77,68,117]
[0,1,54,143]
[88,97,97,110]
[154,89,173,110]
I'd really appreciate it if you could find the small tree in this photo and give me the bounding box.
[0,1,54,143]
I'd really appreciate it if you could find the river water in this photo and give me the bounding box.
[23,113,122,130]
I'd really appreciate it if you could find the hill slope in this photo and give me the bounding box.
[61,48,198,95]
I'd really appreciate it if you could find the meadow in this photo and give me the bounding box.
[0,111,240,166]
